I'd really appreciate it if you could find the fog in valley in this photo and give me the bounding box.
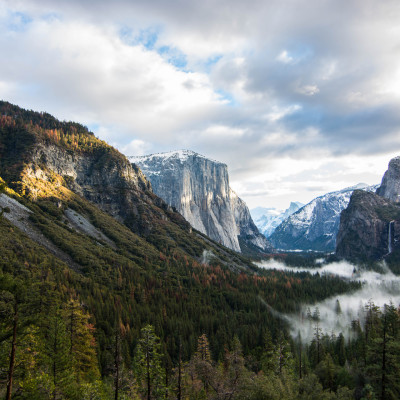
[257,259,400,343]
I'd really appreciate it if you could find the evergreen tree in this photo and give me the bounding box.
[134,325,165,400]
[65,298,100,382]
[366,303,400,400]
[0,275,34,400]
[44,307,73,400]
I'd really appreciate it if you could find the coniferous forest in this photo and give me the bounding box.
[1,102,400,399]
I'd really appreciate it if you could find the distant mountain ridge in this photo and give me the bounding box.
[130,150,274,254]
[251,202,304,238]
[269,183,378,251]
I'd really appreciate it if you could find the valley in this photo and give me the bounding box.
[1,101,400,399]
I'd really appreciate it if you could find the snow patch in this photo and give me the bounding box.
[129,149,224,166]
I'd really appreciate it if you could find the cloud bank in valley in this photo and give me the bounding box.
[257,259,400,343]
[2,0,400,207]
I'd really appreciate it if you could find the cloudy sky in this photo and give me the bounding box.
[2,0,400,209]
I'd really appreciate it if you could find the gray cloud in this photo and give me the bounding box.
[2,0,400,208]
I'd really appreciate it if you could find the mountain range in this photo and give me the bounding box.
[1,100,398,398]
[269,183,378,252]
[251,202,304,238]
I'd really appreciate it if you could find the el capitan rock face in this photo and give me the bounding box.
[130,150,273,254]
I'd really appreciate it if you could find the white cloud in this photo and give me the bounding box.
[2,0,400,209]
[120,139,152,157]
[277,50,294,64]
[296,84,320,96]
[202,125,246,138]
[0,16,226,139]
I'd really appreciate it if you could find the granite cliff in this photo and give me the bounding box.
[130,150,273,254]
[336,157,400,261]
[5,137,182,237]
[336,190,400,260]
[376,156,400,203]
[230,188,274,254]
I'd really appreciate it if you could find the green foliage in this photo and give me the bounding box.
[1,101,399,398]
[134,325,165,399]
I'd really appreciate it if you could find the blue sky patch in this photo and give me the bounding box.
[204,55,222,72]
[119,26,161,50]
[158,46,188,70]
[7,11,32,32]
[215,89,238,106]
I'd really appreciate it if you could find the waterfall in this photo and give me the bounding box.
[388,220,394,254]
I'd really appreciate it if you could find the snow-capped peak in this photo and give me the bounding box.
[128,150,223,165]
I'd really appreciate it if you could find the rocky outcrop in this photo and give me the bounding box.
[335,157,400,260]
[376,156,400,203]
[336,190,400,260]
[230,189,274,253]
[269,184,377,251]
[130,150,273,254]
[20,142,182,235]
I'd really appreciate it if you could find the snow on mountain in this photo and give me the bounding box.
[251,202,304,238]
[130,150,274,254]
[129,150,223,168]
[269,183,379,252]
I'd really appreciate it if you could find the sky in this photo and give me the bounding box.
[1,0,400,209]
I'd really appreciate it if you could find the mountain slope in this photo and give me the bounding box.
[336,190,400,261]
[336,157,400,265]
[0,101,255,269]
[130,150,274,255]
[269,184,377,251]
[0,101,367,398]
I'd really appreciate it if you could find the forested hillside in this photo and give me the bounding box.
[0,102,398,399]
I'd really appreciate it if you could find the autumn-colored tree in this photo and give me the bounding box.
[65,298,100,382]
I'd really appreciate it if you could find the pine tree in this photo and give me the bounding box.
[65,298,100,382]
[0,276,33,400]
[261,330,276,375]
[366,303,400,400]
[134,325,165,400]
[44,307,73,400]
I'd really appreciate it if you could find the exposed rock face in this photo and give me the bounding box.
[336,190,400,260]
[3,135,189,237]
[24,143,170,229]
[269,184,377,251]
[230,189,274,253]
[376,156,400,203]
[130,150,273,253]
[336,156,400,261]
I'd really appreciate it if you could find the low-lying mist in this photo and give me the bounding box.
[257,259,400,343]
